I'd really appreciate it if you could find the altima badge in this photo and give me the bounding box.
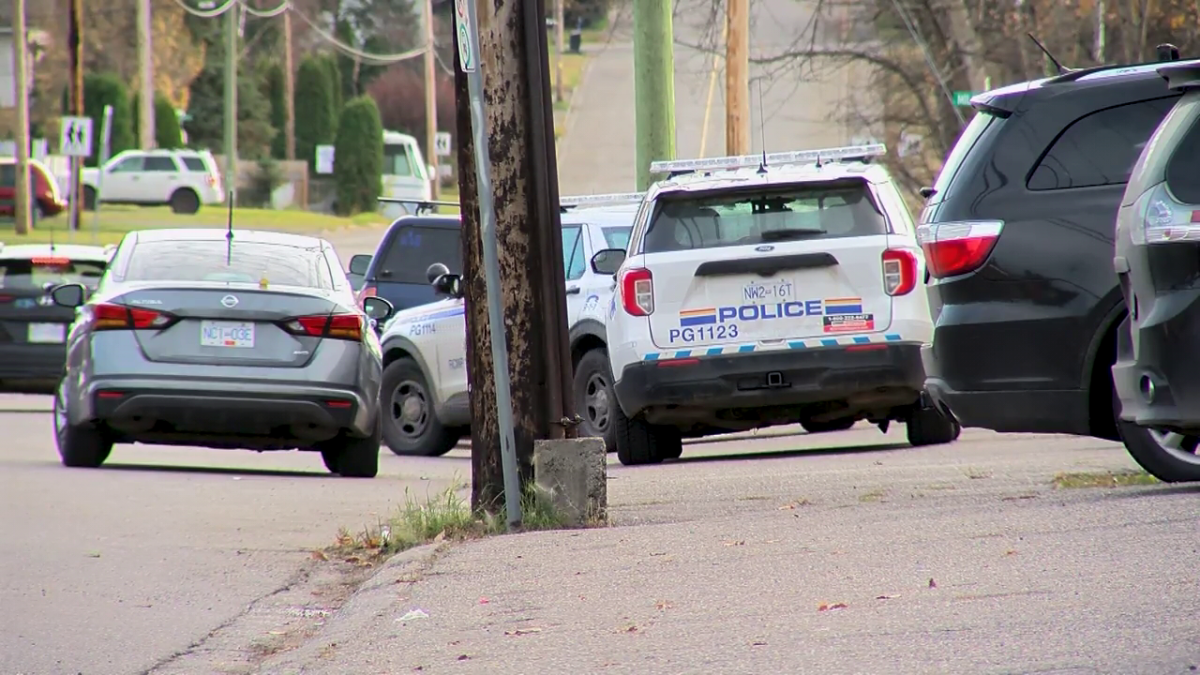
[221,294,239,308]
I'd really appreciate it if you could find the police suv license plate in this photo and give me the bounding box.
[200,321,255,348]
[27,323,65,344]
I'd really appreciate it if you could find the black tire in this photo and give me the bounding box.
[1117,421,1200,482]
[170,188,200,215]
[906,406,960,447]
[83,186,97,211]
[573,349,618,452]
[612,399,681,466]
[801,418,857,434]
[53,386,112,468]
[319,414,382,478]
[380,358,461,457]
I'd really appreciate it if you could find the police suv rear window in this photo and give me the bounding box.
[642,179,885,253]
[0,257,107,290]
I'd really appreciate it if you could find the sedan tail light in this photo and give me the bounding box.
[91,303,173,331]
[916,220,1004,279]
[285,313,364,341]
[619,267,654,316]
[882,248,918,296]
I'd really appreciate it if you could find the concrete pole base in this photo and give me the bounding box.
[533,437,608,527]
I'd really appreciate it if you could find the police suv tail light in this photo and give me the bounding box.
[882,248,918,296]
[916,220,1004,279]
[619,268,654,316]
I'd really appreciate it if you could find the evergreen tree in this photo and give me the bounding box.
[293,56,337,172]
[154,94,184,149]
[183,57,276,162]
[266,62,288,160]
[321,53,344,121]
[333,95,383,215]
[82,73,135,167]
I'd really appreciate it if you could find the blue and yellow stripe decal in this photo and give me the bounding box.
[643,333,905,361]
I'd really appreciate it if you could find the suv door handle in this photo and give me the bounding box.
[565,286,581,295]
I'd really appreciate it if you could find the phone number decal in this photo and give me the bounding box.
[667,324,739,343]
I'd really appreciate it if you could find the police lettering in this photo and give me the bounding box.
[717,300,822,323]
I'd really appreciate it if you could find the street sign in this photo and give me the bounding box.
[59,116,93,157]
[435,131,452,157]
[315,144,335,174]
[454,0,476,72]
[952,91,976,107]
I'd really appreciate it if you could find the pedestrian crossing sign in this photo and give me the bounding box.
[60,116,93,158]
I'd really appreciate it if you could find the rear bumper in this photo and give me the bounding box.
[922,344,1090,434]
[0,343,65,391]
[78,376,376,443]
[1112,291,1200,432]
[614,342,925,419]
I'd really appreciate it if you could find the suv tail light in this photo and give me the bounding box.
[285,313,364,341]
[882,248,918,295]
[916,220,1004,279]
[619,268,654,316]
[91,303,173,331]
[1131,187,1200,245]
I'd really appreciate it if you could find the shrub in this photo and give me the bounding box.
[333,95,383,215]
[246,157,286,208]
[82,73,134,166]
[294,56,337,173]
[266,62,288,159]
[366,65,456,160]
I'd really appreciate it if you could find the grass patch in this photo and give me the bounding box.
[5,206,387,246]
[328,478,591,560]
[858,488,887,503]
[1052,470,1160,489]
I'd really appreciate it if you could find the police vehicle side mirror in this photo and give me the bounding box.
[591,248,626,276]
[432,273,464,299]
[50,283,86,308]
[426,262,450,284]
[362,296,394,322]
[348,254,372,276]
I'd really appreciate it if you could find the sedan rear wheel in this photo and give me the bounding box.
[319,414,382,478]
[54,384,112,468]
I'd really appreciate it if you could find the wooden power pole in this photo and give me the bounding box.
[423,0,439,199]
[68,0,84,229]
[137,0,155,148]
[725,0,750,155]
[12,0,31,235]
[283,8,296,160]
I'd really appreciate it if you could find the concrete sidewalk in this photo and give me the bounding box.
[247,425,1200,675]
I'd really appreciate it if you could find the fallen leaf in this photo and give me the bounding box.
[723,540,746,547]
[397,609,430,622]
[751,640,768,646]
[479,597,490,604]
[818,602,848,612]
[85,552,101,558]
[875,594,900,600]
[505,627,543,636]
[655,600,673,610]
[433,530,446,544]
[928,578,937,589]
[1005,550,1018,556]
[649,551,668,556]
[268,630,287,636]
[457,654,470,661]
[344,556,361,565]
[310,550,328,561]
[621,624,639,633]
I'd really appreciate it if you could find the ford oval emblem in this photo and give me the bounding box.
[755,245,775,252]
[220,294,239,308]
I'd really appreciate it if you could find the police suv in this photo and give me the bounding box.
[376,193,641,457]
[595,144,960,466]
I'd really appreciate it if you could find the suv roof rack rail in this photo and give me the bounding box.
[377,197,460,215]
[649,143,887,178]
[559,192,645,212]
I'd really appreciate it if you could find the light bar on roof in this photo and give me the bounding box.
[560,192,646,207]
[649,143,888,175]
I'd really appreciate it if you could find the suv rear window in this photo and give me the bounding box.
[930,111,999,200]
[1028,97,1177,191]
[181,157,207,172]
[642,179,885,253]
[122,241,334,289]
[1163,99,1200,204]
[377,226,462,283]
[0,256,107,290]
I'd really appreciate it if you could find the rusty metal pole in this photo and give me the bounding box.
[68,0,84,229]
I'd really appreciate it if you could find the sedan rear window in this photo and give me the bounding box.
[122,240,334,289]
[0,257,107,290]
[642,179,886,253]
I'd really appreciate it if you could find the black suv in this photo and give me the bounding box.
[919,53,1194,470]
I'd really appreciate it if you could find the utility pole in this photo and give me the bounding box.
[68,0,84,231]
[283,9,296,160]
[423,0,439,199]
[1094,0,1106,63]
[725,0,749,155]
[12,0,31,235]
[554,0,564,103]
[137,0,155,149]
[224,1,238,203]
[632,0,676,189]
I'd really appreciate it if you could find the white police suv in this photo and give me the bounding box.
[376,193,641,456]
[594,144,959,466]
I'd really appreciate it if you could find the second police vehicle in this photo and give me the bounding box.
[374,193,641,457]
[597,144,960,466]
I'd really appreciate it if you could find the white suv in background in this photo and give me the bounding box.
[600,144,959,466]
[81,149,225,215]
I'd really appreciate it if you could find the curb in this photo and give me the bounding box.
[0,408,51,413]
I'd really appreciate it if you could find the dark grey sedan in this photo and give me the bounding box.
[49,228,395,478]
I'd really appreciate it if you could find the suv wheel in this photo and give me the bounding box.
[170,188,200,215]
[612,400,682,466]
[573,349,617,452]
[381,358,461,457]
[83,186,97,211]
[802,418,856,434]
[906,406,961,447]
[1117,422,1200,482]
[54,386,113,468]
[318,414,382,478]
